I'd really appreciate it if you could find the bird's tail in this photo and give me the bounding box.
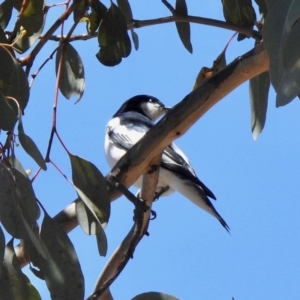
[175,180,230,232]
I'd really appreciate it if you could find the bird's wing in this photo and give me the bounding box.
[107,113,152,150]
[161,143,216,200]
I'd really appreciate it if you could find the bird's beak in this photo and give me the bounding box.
[164,106,171,113]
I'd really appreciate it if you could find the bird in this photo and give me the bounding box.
[104,95,229,232]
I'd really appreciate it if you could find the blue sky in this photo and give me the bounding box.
[6,1,300,299]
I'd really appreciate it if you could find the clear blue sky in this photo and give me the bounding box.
[8,1,300,299]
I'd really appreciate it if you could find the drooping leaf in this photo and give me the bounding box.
[0,165,26,238]
[0,165,41,242]
[56,43,85,102]
[0,90,17,130]
[13,0,45,53]
[0,45,29,111]
[18,121,47,170]
[0,0,13,29]
[0,26,14,56]
[276,6,300,106]
[83,0,107,34]
[0,226,5,278]
[263,0,300,106]
[24,274,42,300]
[222,0,256,40]
[9,59,30,112]
[131,29,139,50]
[73,0,87,22]
[193,49,226,89]
[69,154,110,227]
[254,0,268,16]
[39,212,84,300]
[9,153,28,177]
[97,2,131,66]
[131,292,180,300]
[262,0,300,97]
[175,0,192,53]
[76,201,107,256]
[116,0,133,24]
[249,71,270,140]
[0,239,29,300]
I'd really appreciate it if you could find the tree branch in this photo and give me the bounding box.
[47,14,260,42]
[15,42,269,268]
[87,155,161,300]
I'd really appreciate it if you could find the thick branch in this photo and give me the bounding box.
[16,42,269,268]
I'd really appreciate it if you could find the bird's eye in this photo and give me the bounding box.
[149,98,153,103]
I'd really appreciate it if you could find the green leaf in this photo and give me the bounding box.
[9,153,28,177]
[0,226,5,278]
[193,49,226,89]
[0,0,13,29]
[56,43,85,102]
[0,45,29,112]
[0,165,40,241]
[254,0,268,16]
[249,71,270,140]
[116,0,133,24]
[69,154,110,227]
[0,90,17,130]
[24,274,42,300]
[262,0,300,106]
[222,0,256,40]
[39,212,84,300]
[73,0,87,22]
[76,201,107,256]
[175,0,192,53]
[0,165,26,238]
[18,121,47,170]
[12,0,45,53]
[131,292,180,300]
[0,239,29,300]
[83,0,107,34]
[9,59,30,112]
[97,2,131,66]
[131,29,139,50]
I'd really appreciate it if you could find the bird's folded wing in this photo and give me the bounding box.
[161,144,216,200]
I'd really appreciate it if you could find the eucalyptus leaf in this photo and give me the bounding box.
[0,239,29,300]
[95,222,107,256]
[262,0,298,92]
[18,121,47,170]
[9,153,28,177]
[131,29,139,50]
[76,200,107,256]
[56,43,85,102]
[0,0,13,29]
[39,212,84,300]
[222,0,256,40]
[193,49,226,89]
[249,71,270,140]
[24,274,42,300]
[0,226,5,278]
[97,2,131,66]
[13,0,45,53]
[0,90,17,131]
[116,0,133,24]
[254,0,268,16]
[131,292,180,300]
[69,154,110,226]
[0,165,26,238]
[175,0,192,53]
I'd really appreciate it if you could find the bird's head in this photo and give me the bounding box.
[113,95,170,121]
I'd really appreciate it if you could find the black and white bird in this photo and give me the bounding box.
[104,95,229,232]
